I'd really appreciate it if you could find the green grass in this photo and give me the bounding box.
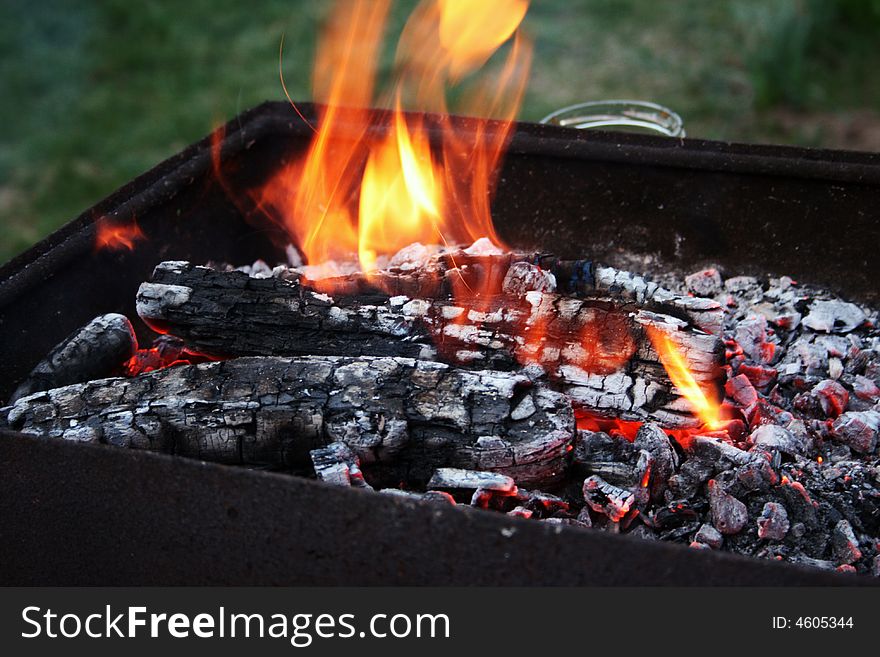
[2,0,879,262]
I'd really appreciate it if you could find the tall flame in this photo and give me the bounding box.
[261,0,531,275]
[646,327,724,430]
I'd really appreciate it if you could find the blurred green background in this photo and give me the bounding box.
[2,0,879,262]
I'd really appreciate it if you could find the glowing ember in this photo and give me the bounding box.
[646,326,725,431]
[95,217,146,251]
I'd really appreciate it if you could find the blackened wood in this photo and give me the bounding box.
[137,261,724,427]
[273,248,723,333]
[9,314,136,404]
[2,355,574,487]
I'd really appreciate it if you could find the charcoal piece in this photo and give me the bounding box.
[421,491,457,505]
[802,300,866,333]
[732,454,779,494]
[812,379,849,418]
[751,301,801,331]
[694,523,723,549]
[582,475,635,522]
[10,313,137,404]
[627,524,656,542]
[429,468,516,493]
[756,502,790,541]
[689,541,711,550]
[633,450,653,506]
[791,555,837,571]
[831,519,862,566]
[667,457,714,500]
[2,356,573,486]
[137,261,724,428]
[708,479,748,535]
[748,424,803,457]
[310,441,371,489]
[509,393,536,421]
[659,521,701,543]
[634,422,678,501]
[647,501,700,530]
[872,556,880,578]
[724,275,762,298]
[575,507,593,527]
[507,506,533,518]
[777,480,819,528]
[542,517,590,529]
[851,375,880,403]
[378,489,456,505]
[573,430,636,466]
[725,373,758,406]
[690,436,757,468]
[831,411,880,454]
[737,363,778,390]
[684,268,722,298]
[520,490,569,515]
[735,314,773,364]
[470,487,520,509]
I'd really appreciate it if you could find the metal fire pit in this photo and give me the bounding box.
[1,102,878,585]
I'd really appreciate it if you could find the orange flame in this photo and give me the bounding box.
[357,99,445,271]
[646,326,724,430]
[260,0,531,279]
[95,217,146,251]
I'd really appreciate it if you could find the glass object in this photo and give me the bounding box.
[539,100,685,137]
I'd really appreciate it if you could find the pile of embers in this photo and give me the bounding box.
[2,240,879,576]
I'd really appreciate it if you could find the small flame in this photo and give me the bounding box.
[95,217,146,251]
[646,326,724,431]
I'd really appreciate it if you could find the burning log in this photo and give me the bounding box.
[299,247,724,332]
[9,313,137,404]
[1,355,573,487]
[137,261,724,427]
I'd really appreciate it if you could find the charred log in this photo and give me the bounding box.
[2,355,573,487]
[9,313,137,404]
[137,261,724,427]
[292,245,723,333]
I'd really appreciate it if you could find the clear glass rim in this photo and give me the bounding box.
[539,100,685,137]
